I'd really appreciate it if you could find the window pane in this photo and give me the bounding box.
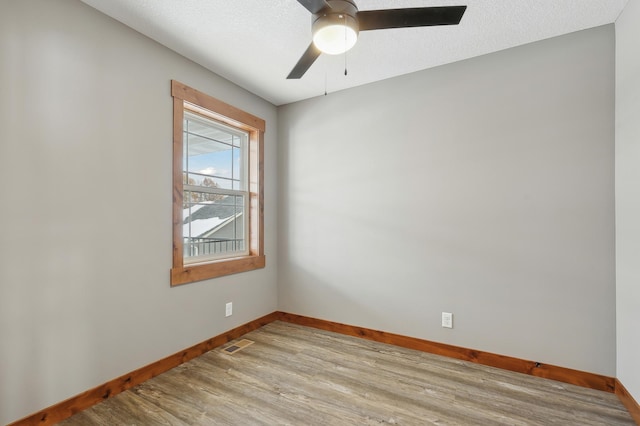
[185,173,234,191]
[183,113,247,192]
[183,193,246,260]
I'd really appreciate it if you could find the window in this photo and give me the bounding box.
[182,112,248,260]
[171,80,265,285]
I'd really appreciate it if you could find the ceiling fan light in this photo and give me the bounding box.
[312,14,358,55]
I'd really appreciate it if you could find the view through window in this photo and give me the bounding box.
[183,112,248,262]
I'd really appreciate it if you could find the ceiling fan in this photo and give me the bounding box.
[287,0,467,79]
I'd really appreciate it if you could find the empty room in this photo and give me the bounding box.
[1,0,638,424]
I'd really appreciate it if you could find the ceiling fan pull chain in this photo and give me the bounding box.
[344,50,348,75]
[325,71,328,96]
[324,60,328,95]
[344,14,348,76]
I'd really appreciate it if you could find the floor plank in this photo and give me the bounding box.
[58,321,635,425]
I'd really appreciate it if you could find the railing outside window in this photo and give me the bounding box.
[184,237,245,257]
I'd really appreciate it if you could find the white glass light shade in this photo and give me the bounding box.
[312,13,359,55]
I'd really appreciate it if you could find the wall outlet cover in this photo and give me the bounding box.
[442,312,453,328]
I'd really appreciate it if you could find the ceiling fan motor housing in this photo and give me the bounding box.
[312,0,360,37]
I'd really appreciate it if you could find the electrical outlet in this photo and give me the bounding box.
[225,302,233,317]
[442,312,453,328]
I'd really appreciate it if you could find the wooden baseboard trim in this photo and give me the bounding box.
[277,312,616,393]
[10,311,628,425]
[8,311,280,426]
[616,379,640,425]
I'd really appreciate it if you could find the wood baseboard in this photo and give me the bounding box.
[277,312,616,393]
[616,379,640,425]
[8,312,280,426]
[10,310,630,425]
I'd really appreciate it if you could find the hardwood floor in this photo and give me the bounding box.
[58,321,635,425]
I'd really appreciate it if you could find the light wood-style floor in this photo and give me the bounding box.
[58,321,635,425]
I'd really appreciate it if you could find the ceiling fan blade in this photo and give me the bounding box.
[296,0,330,14]
[357,6,467,31]
[287,43,322,79]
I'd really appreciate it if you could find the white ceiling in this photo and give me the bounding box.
[80,0,628,106]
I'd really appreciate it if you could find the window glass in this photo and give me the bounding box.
[182,112,248,263]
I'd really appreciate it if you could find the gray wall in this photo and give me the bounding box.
[616,1,640,405]
[278,25,616,377]
[0,1,278,424]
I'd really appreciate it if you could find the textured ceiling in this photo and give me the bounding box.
[80,0,628,106]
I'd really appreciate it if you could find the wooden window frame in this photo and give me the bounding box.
[170,80,265,286]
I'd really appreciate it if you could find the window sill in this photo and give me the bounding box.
[170,255,266,286]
